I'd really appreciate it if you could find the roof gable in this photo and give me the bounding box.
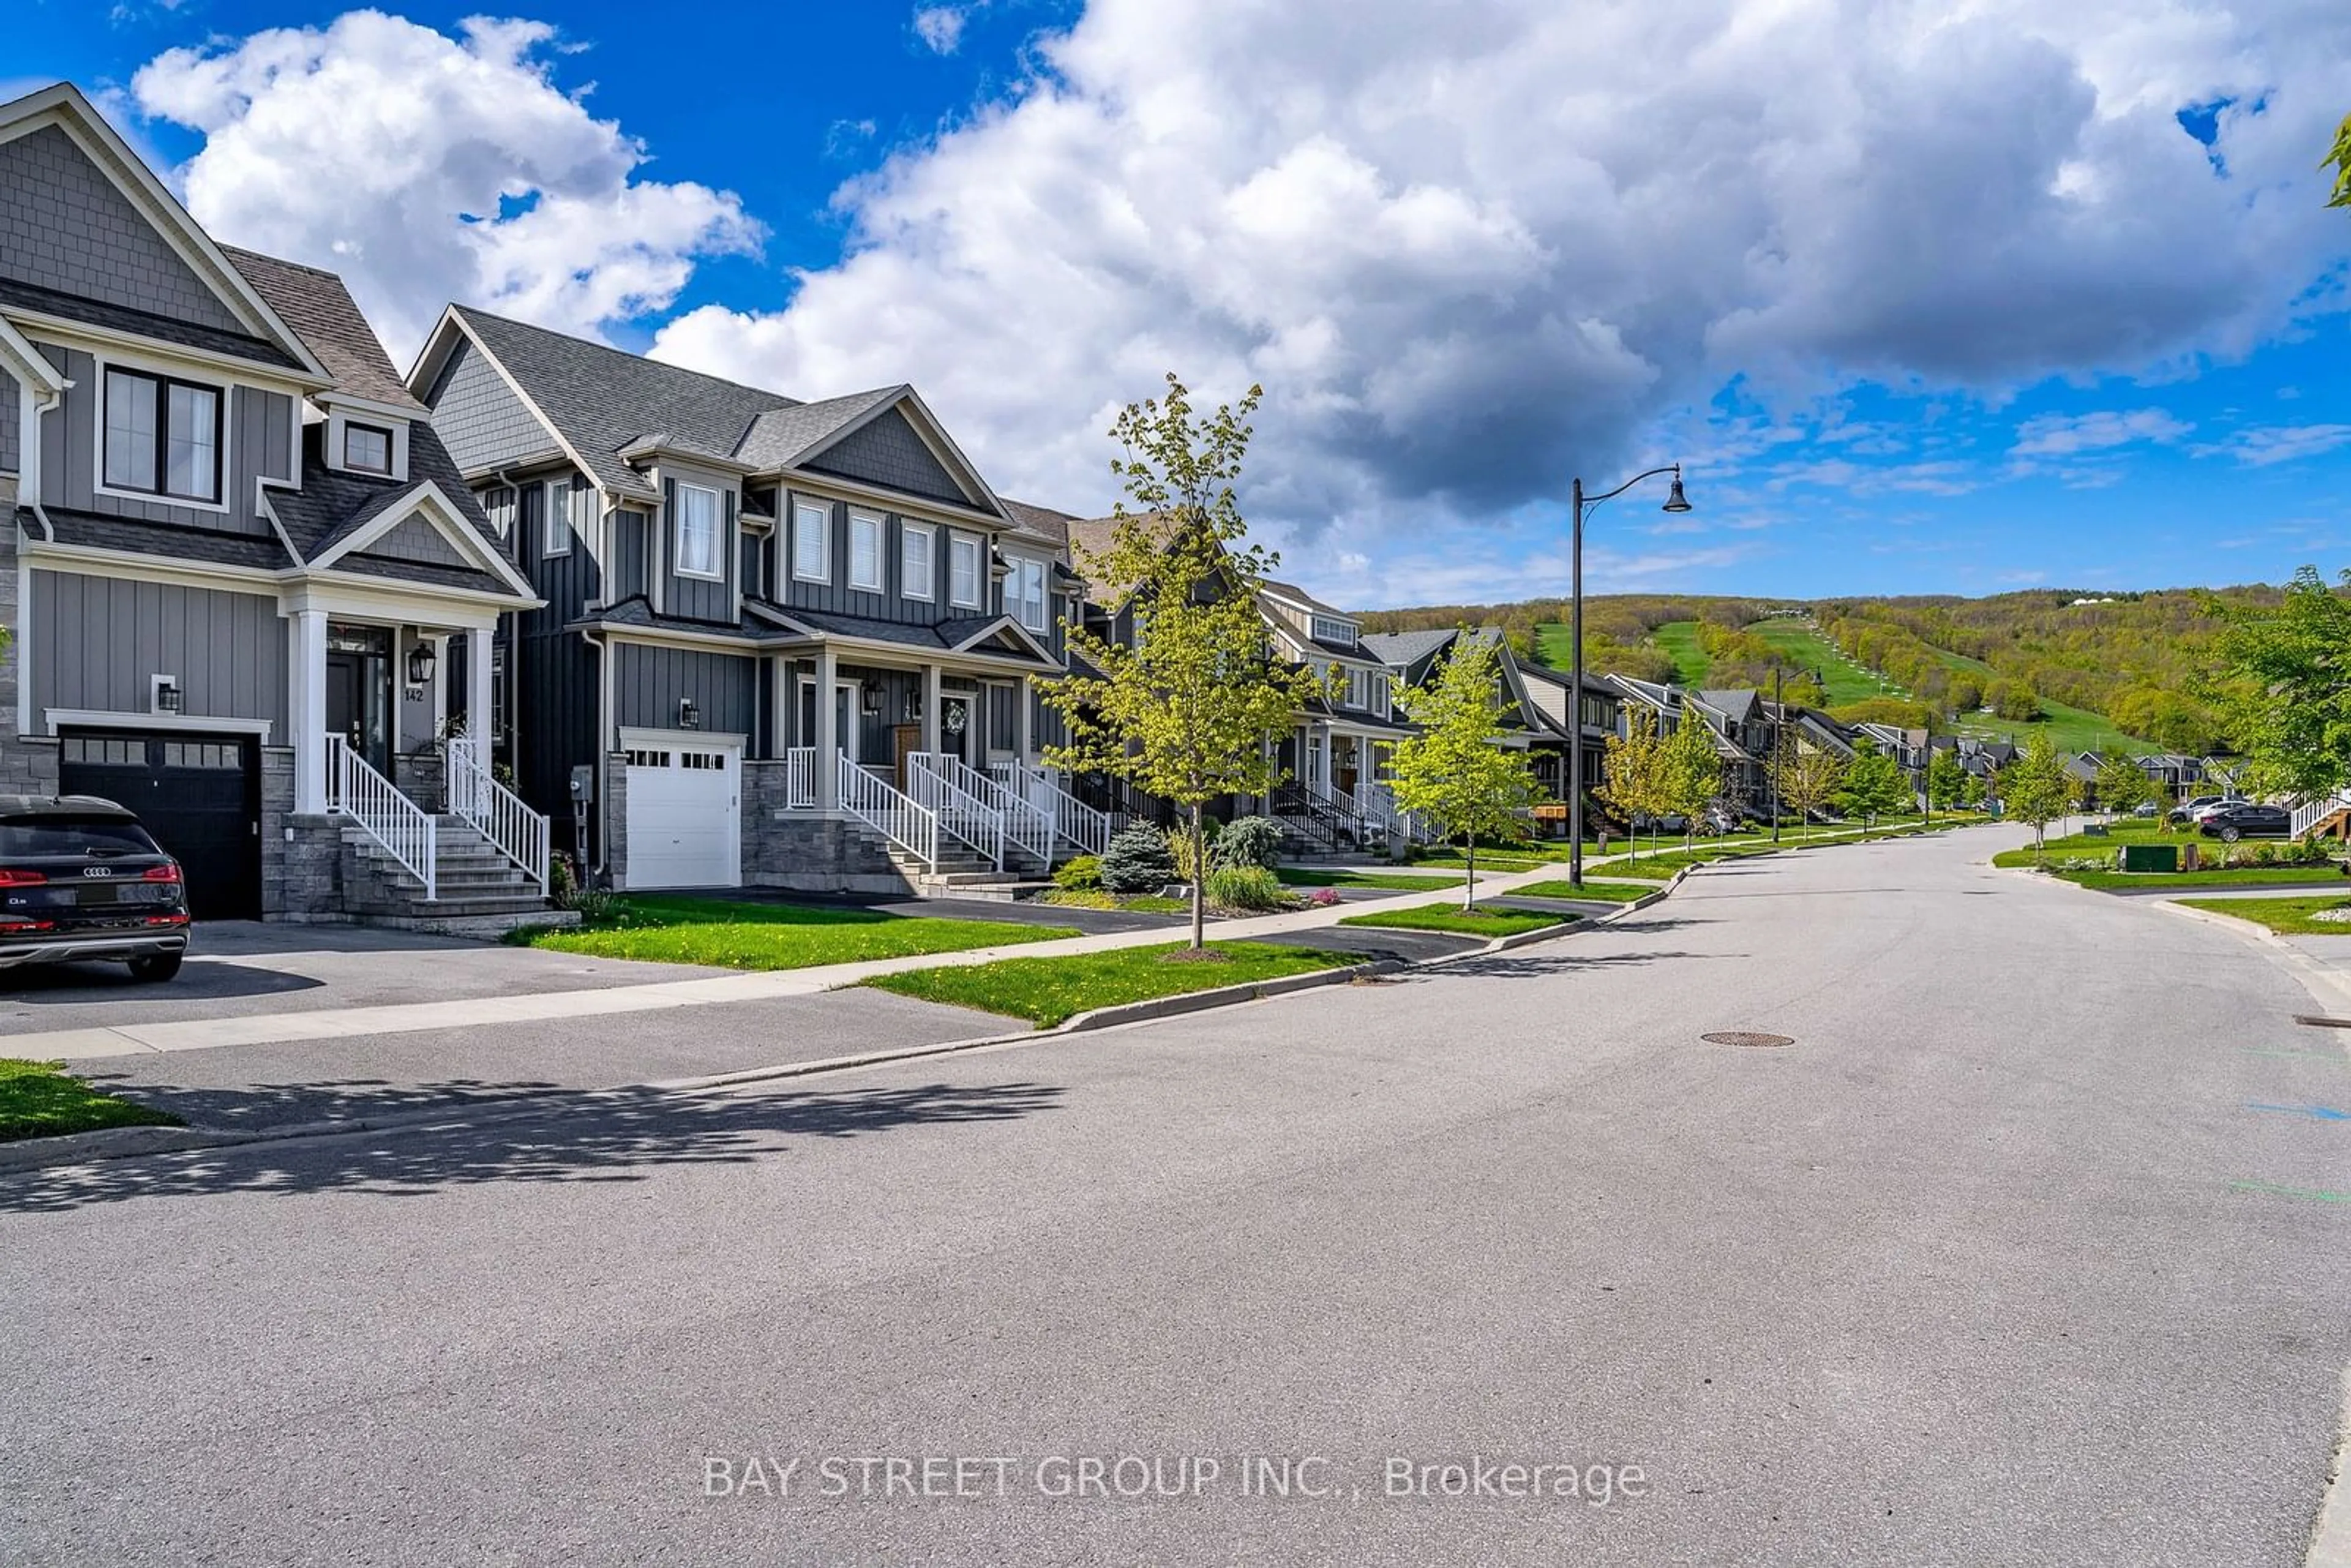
[0,84,327,380]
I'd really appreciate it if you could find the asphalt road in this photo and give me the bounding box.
[4,825,2346,1567]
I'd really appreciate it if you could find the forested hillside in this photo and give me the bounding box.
[1357,584,2282,754]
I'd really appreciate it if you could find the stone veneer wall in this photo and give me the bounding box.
[259,745,348,921]
[0,474,59,795]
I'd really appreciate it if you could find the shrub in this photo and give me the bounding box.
[1054,854,1103,891]
[549,851,579,906]
[1100,824,1177,894]
[1166,819,1224,883]
[1212,815,1284,872]
[1205,865,1288,912]
[1305,887,1342,909]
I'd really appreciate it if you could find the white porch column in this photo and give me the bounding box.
[1014,674,1032,763]
[291,608,329,814]
[921,664,942,757]
[466,626,492,752]
[816,645,839,811]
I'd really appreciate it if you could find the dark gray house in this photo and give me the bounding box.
[0,83,547,927]
[407,307,1089,893]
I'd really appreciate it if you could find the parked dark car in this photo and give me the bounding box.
[2196,802,2290,842]
[2169,793,2240,826]
[0,795,189,982]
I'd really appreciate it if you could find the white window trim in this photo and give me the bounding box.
[948,529,983,610]
[542,479,573,558]
[847,508,885,593]
[675,481,724,580]
[1010,555,1048,633]
[901,521,935,602]
[793,500,831,584]
[92,354,230,516]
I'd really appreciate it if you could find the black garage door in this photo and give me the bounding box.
[58,729,261,920]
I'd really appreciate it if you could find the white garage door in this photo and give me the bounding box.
[624,741,740,889]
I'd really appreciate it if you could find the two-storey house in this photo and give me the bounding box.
[0,83,546,926]
[407,308,1082,893]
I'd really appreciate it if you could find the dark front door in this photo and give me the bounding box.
[58,730,261,920]
[941,696,971,763]
[326,626,392,775]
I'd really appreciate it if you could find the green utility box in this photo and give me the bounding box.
[2118,843,2178,873]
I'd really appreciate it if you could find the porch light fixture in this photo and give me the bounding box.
[862,686,882,718]
[406,643,437,688]
[678,697,700,730]
[152,676,182,715]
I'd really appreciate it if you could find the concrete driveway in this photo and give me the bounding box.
[0,920,730,1038]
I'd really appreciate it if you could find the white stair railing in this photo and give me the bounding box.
[838,754,937,874]
[446,735,550,896]
[927,754,1051,863]
[784,747,817,809]
[326,734,437,900]
[993,760,1109,858]
[907,753,1005,870]
[2290,789,2351,838]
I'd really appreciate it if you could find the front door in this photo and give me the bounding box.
[941,696,971,763]
[891,724,922,789]
[324,626,392,775]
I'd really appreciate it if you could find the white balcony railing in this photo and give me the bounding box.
[446,735,550,896]
[992,760,1109,858]
[784,747,817,809]
[326,733,436,899]
[907,753,1005,870]
[838,753,937,874]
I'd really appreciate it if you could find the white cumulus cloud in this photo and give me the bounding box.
[912,7,967,56]
[645,0,2351,589]
[130,12,762,362]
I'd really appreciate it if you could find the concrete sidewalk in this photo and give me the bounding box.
[18,821,1976,1063]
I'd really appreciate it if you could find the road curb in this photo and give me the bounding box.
[0,871,1698,1179]
[2151,899,2351,1021]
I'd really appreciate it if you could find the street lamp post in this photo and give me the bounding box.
[1569,464,1692,888]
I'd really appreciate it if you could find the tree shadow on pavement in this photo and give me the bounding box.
[1415,946,1727,981]
[0,1078,1063,1215]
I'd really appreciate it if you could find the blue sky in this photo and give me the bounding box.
[12,0,2351,610]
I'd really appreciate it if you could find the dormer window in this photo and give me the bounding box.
[1311,613,1356,647]
[344,422,392,476]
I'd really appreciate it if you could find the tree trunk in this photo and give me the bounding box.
[1188,805,1206,951]
[1463,836,1476,912]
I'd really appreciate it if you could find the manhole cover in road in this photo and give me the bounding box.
[1702,1031,1795,1048]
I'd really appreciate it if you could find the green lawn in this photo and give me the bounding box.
[1036,890,1191,913]
[1510,879,1656,902]
[861,940,1356,1026]
[0,1059,180,1144]
[2062,866,2348,891]
[1339,905,1572,939]
[1275,866,1464,890]
[1990,823,2185,867]
[2175,896,2351,937]
[511,895,1060,970]
[1747,619,1891,706]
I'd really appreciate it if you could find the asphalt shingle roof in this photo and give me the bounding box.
[998,497,1076,552]
[1360,628,1458,669]
[264,420,503,566]
[223,246,424,413]
[31,506,293,570]
[451,306,798,501]
[733,388,905,471]
[0,274,304,372]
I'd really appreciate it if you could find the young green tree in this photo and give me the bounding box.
[2000,729,2079,859]
[2209,566,2351,800]
[1770,733,1847,830]
[1926,747,1970,813]
[1837,742,1911,834]
[1385,637,1540,910]
[1597,707,1668,861]
[1960,768,1987,811]
[2329,110,2351,208]
[1660,705,1725,850]
[2093,752,2158,822]
[1044,375,1327,951]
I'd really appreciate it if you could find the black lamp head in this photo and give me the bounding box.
[1660,473,1693,514]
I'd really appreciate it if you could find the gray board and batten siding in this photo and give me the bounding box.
[508,481,604,837]
[30,570,290,732]
[614,643,760,745]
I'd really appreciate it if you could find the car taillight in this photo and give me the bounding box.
[0,868,46,887]
[142,863,182,883]
[144,913,190,927]
[0,918,53,932]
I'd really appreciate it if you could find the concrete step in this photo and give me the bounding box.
[909,879,1053,902]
